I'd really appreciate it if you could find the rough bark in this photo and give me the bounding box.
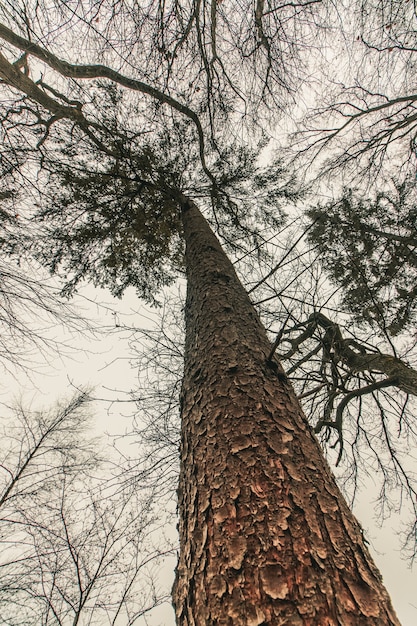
[172,197,400,625]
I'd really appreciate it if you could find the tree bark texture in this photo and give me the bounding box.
[172,198,400,626]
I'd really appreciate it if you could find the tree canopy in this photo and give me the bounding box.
[308,177,417,335]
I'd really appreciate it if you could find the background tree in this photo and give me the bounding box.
[293,0,417,182]
[0,173,90,373]
[0,392,174,625]
[242,213,417,558]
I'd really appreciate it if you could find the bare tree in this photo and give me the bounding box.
[293,0,417,181]
[0,393,174,625]
[0,158,94,374]
[0,0,324,149]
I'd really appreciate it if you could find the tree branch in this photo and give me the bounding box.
[0,22,214,183]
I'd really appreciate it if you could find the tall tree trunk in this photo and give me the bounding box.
[173,198,400,625]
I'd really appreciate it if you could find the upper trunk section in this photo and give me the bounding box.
[173,197,400,626]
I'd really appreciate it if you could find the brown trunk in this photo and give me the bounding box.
[172,198,400,625]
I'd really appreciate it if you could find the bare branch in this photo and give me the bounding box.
[0,21,214,182]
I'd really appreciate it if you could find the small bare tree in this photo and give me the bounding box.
[0,392,174,625]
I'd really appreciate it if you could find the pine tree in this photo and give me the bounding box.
[172,197,400,625]
[11,129,402,622]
